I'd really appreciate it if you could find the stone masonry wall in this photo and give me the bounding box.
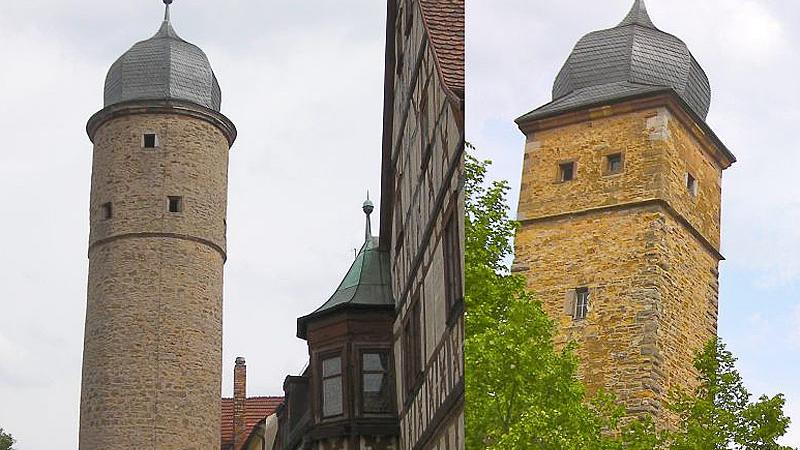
[80,112,230,449]
[514,105,723,424]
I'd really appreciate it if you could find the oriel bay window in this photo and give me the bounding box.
[362,352,392,414]
[321,355,343,418]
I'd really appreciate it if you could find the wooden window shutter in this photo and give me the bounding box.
[564,290,577,316]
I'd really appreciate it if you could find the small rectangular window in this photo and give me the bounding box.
[559,162,575,182]
[687,173,698,197]
[101,202,112,221]
[143,133,158,149]
[574,287,589,321]
[607,153,624,174]
[321,356,343,418]
[362,352,392,414]
[168,196,182,213]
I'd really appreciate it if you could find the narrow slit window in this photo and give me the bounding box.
[687,173,698,197]
[574,287,589,321]
[168,196,183,213]
[607,153,624,174]
[143,133,158,149]
[559,162,575,182]
[101,202,113,221]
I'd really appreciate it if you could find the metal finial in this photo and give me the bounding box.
[363,194,374,241]
[163,0,172,22]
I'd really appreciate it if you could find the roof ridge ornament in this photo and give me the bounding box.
[618,0,657,29]
[164,0,173,23]
[363,193,375,242]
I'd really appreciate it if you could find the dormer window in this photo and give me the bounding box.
[362,352,392,414]
[321,355,343,418]
[142,133,159,149]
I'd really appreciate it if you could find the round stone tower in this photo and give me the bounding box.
[79,2,236,449]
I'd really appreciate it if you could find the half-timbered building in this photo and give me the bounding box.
[379,1,465,449]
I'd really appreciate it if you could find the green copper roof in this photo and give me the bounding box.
[297,202,394,339]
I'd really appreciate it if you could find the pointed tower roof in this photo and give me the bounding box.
[518,0,711,123]
[103,1,222,111]
[297,200,394,339]
[618,0,656,28]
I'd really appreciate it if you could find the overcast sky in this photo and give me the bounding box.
[467,0,800,445]
[0,1,388,448]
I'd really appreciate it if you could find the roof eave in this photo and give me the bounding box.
[516,89,736,169]
[296,303,395,340]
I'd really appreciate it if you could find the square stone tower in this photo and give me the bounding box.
[513,0,735,422]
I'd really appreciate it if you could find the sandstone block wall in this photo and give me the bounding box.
[80,112,230,449]
[514,105,723,424]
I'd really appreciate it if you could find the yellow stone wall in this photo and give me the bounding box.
[79,112,230,449]
[514,105,723,421]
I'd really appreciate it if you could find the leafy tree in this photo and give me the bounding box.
[0,428,14,450]
[464,151,624,449]
[665,339,794,450]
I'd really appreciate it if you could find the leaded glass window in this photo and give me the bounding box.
[321,356,343,418]
[362,352,391,414]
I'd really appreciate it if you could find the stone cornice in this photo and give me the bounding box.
[516,91,735,170]
[87,99,237,147]
[518,198,725,261]
[88,232,227,262]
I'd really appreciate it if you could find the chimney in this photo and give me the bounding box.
[233,357,247,449]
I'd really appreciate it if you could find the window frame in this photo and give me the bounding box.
[403,299,422,398]
[605,152,624,175]
[142,132,159,149]
[443,209,463,325]
[360,350,393,415]
[167,196,183,214]
[558,161,576,182]
[320,353,344,419]
[574,287,589,321]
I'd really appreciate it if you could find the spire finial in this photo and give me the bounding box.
[363,193,375,241]
[618,0,657,29]
[163,0,173,22]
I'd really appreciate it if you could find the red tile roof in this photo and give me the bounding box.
[419,0,465,99]
[221,396,283,450]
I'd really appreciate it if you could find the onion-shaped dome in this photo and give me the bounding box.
[520,0,710,122]
[103,4,221,111]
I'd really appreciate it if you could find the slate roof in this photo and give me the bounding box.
[419,0,465,99]
[518,0,710,123]
[297,203,394,339]
[220,396,283,450]
[104,4,222,111]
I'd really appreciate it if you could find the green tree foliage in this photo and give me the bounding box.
[464,152,624,449]
[0,428,14,450]
[463,149,795,449]
[665,339,794,450]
